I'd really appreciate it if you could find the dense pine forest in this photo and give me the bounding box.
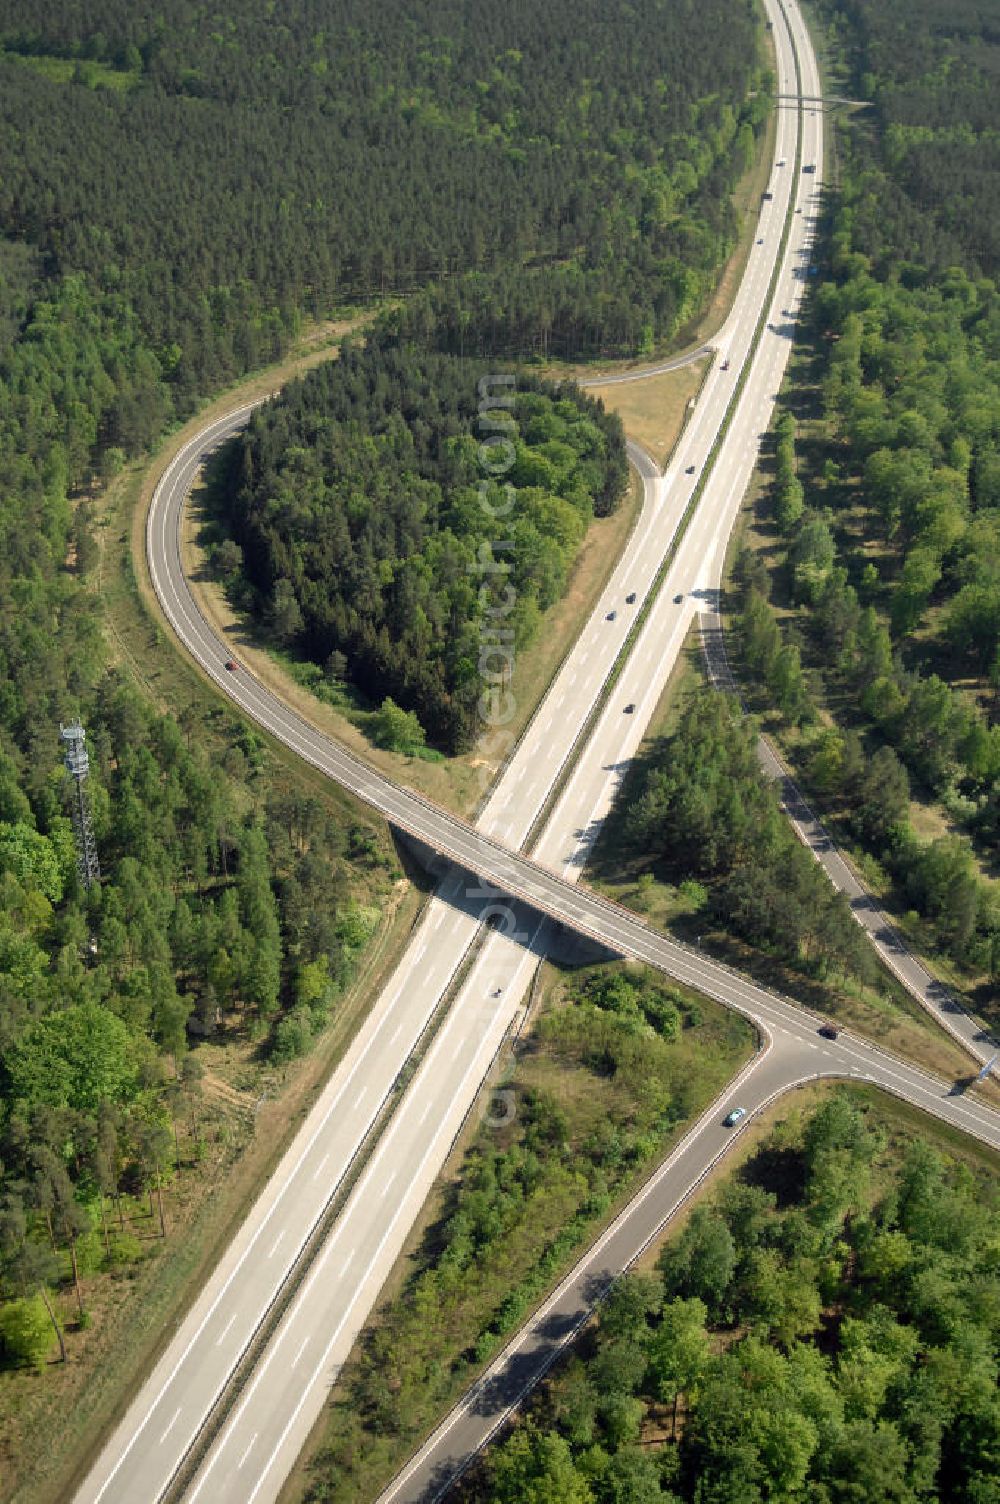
[462,1093,1000,1504]
[724,0,1000,994]
[215,340,628,751]
[621,690,877,985]
[0,0,768,370]
[0,0,768,1403]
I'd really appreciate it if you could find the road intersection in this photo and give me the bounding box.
[75,3,998,1503]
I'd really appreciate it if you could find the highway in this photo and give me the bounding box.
[73,3,998,1503]
[376,1034,996,1504]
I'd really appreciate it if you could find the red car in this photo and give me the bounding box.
[225,659,239,672]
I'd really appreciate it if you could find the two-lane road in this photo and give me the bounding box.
[72,4,998,1504]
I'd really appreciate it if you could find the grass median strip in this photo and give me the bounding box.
[283,962,755,1504]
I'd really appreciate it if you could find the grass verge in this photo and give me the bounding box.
[0,318,441,1504]
[281,962,755,1504]
[586,362,708,469]
[452,1079,1000,1503]
[182,458,646,817]
[585,625,1000,1102]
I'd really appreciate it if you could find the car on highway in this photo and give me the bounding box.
[607,609,617,621]
[225,659,239,672]
[626,591,637,604]
[674,592,684,604]
[623,703,635,714]
[818,1024,839,1040]
[721,359,730,371]
[723,1106,747,1127]
[757,237,764,244]
[685,464,696,474]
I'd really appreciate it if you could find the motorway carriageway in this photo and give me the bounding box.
[74,4,997,1502]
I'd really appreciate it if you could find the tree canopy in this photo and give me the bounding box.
[216,339,628,751]
[465,1094,1000,1504]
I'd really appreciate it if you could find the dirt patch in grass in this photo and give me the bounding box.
[587,361,708,469]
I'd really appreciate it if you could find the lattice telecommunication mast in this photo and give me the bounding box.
[60,721,101,887]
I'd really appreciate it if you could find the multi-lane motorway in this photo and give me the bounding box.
[375,1031,993,1504]
[74,3,999,1503]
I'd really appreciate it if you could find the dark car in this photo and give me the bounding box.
[624,703,635,714]
[724,1106,747,1128]
[818,1025,839,1041]
[225,659,239,672]
[674,592,684,604]
[626,591,637,604]
[607,609,617,621]
[721,359,730,371]
[685,464,696,475]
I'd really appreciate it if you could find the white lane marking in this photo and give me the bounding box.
[291,1336,310,1370]
[140,41,842,1497]
[381,1171,397,1199]
[268,1229,286,1259]
[215,1314,237,1348]
[311,1153,329,1184]
[413,942,427,964]
[389,1024,403,1046]
[82,862,468,1499]
[354,1089,367,1110]
[342,1249,355,1276]
[419,1098,434,1125]
[159,1408,182,1446]
[237,1435,258,1471]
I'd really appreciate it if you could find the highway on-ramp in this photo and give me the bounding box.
[376,1029,999,1504]
[73,4,998,1504]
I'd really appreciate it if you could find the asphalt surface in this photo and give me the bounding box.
[73,3,998,1504]
[372,3,1000,1498]
[376,1032,997,1504]
[701,613,997,1065]
[581,342,713,386]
